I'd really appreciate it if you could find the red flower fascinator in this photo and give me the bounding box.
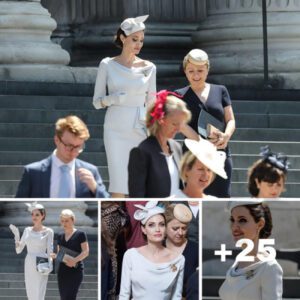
[150,90,182,124]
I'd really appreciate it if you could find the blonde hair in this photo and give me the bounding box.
[183,51,210,71]
[146,95,191,136]
[180,150,216,183]
[60,209,75,221]
[180,151,198,183]
[55,115,90,140]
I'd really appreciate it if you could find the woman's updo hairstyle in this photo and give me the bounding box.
[114,28,127,49]
[245,203,273,238]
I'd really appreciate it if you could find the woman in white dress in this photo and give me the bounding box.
[173,138,227,198]
[119,201,185,300]
[10,203,54,300]
[219,201,283,300]
[93,15,156,198]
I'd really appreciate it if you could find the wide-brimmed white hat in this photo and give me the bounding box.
[134,201,165,225]
[184,138,227,179]
[25,202,44,213]
[120,15,148,36]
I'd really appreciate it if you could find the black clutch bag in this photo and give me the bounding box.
[198,109,225,138]
[55,246,80,273]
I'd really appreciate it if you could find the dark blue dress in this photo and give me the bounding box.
[57,230,87,300]
[175,84,233,197]
[182,240,199,297]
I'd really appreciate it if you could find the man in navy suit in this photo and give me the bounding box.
[16,115,109,198]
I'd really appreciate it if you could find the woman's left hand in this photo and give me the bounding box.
[214,132,230,149]
[64,257,77,268]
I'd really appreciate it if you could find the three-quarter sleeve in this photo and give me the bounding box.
[46,228,54,257]
[261,262,283,300]
[119,250,132,300]
[93,59,108,109]
[146,64,157,104]
[16,227,28,254]
[172,256,185,299]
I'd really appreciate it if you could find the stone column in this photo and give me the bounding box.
[0,201,96,234]
[0,0,70,65]
[193,0,300,89]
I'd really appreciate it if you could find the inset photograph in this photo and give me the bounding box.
[101,200,199,300]
[203,200,300,300]
[0,200,98,300]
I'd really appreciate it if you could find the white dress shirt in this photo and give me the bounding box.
[50,151,76,198]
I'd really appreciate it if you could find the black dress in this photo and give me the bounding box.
[175,84,233,197]
[57,230,88,300]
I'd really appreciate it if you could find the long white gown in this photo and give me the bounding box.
[16,227,54,300]
[119,248,185,300]
[93,57,156,194]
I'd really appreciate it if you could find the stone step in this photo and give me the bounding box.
[232,168,300,182]
[0,109,104,124]
[0,138,104,152]
[0,296,97,300]
[0,165,108,180]
[229,140,300,155]
[0,123,103,138]
[0,95,95,110]
[232,128,300,141]
[231,154,300,169]
[0,273,97,282]
[235,114,300,129]
[0,180,108,198]
[0,287,97,297]
[231,182,299,197]
[0,281,96,289]
[0,151,107,166]
[0,110,298,130]
[232,100,300,114]
[0,266,97,274]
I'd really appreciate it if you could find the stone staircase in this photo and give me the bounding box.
[0,237,98,299]
[230,100,300,197]
[0,82,300,197]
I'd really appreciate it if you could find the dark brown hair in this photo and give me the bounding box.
[248,159,286,197]
[114,28,127,48]
[245,203,273,238]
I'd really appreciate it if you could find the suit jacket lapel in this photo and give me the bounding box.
[75,159,87,198]
[168,140,180,170]
[151,136,171,187]
[41,156,52,198]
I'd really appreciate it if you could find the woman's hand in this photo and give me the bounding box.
[214,132,230,149]
[50,253,57,259]
[64,256,77,268]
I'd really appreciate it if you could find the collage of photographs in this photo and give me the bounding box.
[1,1,300,300]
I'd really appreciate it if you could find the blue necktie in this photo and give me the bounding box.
[58,165,71,198]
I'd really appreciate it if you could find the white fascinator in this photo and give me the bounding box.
[25,202,44,213]
[227,200,263,212]
[120,15,149,36]
[134,201,165,225]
